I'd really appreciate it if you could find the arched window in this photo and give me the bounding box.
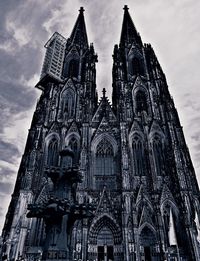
[68,59,79,78]
[152,135,164,176]
[62,88,75,119]
[68,137,79,165]
[132,136,144,176]
[132,57,143,75]
[96,139,114,176]
[47,138,59,166]
[135,91,148,114]
[62,59,79,78]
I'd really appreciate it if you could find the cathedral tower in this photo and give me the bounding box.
[1,6,200,261]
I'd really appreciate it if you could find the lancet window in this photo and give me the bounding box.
[47,138,59,166]
[151,135,164,176]
[132,135,144,176]
[62,88,75,119]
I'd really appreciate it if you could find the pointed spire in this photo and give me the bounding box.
[70,7,89,48]
[120,5,142,47]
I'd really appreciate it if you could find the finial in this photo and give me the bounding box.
[79,7,85,13]
[102,88,106,97]
[123,5,129,11]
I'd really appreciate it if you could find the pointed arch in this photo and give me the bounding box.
[136,197,154,228]
[95,138,114,176]
[138,223,157,259]
[91,134,118,189]
[45,133,60,167]
[89,214,122,244]
[139,222,156,235]
[161,199,179,218]
[91,133,118,156]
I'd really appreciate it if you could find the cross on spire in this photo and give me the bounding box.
[79,7,85,13]
[102,88,106,97]
[123,5,129,11]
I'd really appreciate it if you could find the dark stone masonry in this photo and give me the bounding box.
[1,5,200,261]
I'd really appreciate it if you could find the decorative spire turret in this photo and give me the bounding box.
[120,5,142,47]
[70,7,89,48]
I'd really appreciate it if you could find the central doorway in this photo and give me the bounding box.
[97,226,114,261]
[97,245,114,261]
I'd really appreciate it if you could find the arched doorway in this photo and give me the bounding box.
[139,225,159,261]
[88,215,122,261]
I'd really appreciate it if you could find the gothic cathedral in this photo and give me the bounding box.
[1,6,200,261]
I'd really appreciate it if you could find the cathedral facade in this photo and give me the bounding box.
[1,6,200,261]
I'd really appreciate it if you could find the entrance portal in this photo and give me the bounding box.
[97,245,114,261]
[97,227,114,261]
[139,226,158,261]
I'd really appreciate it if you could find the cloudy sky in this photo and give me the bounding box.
[0,0,200,233]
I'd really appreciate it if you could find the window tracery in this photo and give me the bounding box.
[61,88,75,119]
[95,139,114,176]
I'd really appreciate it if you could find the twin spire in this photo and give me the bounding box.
[120,5,142,46]
[70,7,89,48]
[70,5,142,48]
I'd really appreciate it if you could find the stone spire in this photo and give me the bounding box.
[120,5,142,47]
[70,7,89,48]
